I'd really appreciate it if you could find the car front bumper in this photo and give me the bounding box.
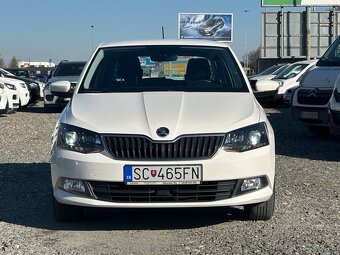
[51,143,275,208]
[19,91,30,106]
[0,93,7,110]
[329,109,340,135]
[254,90,283,102]
[44,90,70,107]
[6,90,19,111]
[291,106,329,126]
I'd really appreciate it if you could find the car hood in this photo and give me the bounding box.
[48,76,80,83]
[255,79,281,91]
[4,75,38,85]
[301,67,340,88]
[62,92,259,140]
[0,77,23,85]
[249,74,276,81]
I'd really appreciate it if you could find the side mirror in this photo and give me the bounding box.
[50,81,73,97]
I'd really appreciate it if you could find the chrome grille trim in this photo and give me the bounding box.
[102,134,225,161]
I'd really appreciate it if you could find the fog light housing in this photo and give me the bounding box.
[63,179,86,193]
[241,178,263,192]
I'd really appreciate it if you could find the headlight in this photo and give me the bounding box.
[277,81,284,87]
[20,83,27,89]
[223,122,269,152]
[57,123,103,153]
[0,83,4,89]
[334,88,340,103]
[5,83,16,90]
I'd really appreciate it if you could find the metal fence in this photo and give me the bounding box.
[259,9,340,71]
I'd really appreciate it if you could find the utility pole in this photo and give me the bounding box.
[244,10,250,72]
[91,25,95,52]
[306,7,311,60]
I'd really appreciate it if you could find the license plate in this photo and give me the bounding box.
[300,111,319,120]
[124,165,202,185]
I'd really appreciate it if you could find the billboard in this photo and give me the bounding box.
[262,0,340,6]
[178,13,233,42]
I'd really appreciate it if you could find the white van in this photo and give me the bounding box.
[291,37,340,135]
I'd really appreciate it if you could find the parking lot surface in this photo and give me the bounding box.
[0,103,339,255]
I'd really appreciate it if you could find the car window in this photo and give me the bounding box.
[317,36,340,66]
[79,46,248,93]
[0,68,15,76]
[274,63,309,80]
[272,65,288,75]
[54,63,85,77]
[258,65,282,75]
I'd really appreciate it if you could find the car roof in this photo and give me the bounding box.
[59,61,86,64]
[99,39,230,49]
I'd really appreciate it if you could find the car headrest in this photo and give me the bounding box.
[185,58,211,82]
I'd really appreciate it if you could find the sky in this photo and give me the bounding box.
[0,0,309,65]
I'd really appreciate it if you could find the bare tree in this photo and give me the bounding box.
[9,56,19,68]
[247,46,261,74]
[0,55,4,68]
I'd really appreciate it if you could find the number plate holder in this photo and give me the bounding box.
[124,165,203,185]
[300,111,319,120]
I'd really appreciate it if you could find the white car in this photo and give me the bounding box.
[254,60,317,103]
[0,77,30,108]
[0,81,19,113]
[50,40,276,222]
[248,64,288,91]
[44,61,85,110]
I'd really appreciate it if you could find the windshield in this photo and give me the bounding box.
[274,63,309,80]
[6,69,30,78]
[79,46,248,93]
[54,62,85,77]
[272,64,288,75]
[317,36,340,66]
[0,68,15,76]
[257,65,283,76]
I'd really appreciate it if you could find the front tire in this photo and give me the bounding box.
[244,187,275,221]
[53,197,83,222]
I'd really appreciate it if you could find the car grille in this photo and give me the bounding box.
[88,180,238,203]
[297,89,333,105]
[12,95,17,100]
[103,135,225,160]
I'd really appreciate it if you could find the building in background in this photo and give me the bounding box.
[18,61,56,68]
